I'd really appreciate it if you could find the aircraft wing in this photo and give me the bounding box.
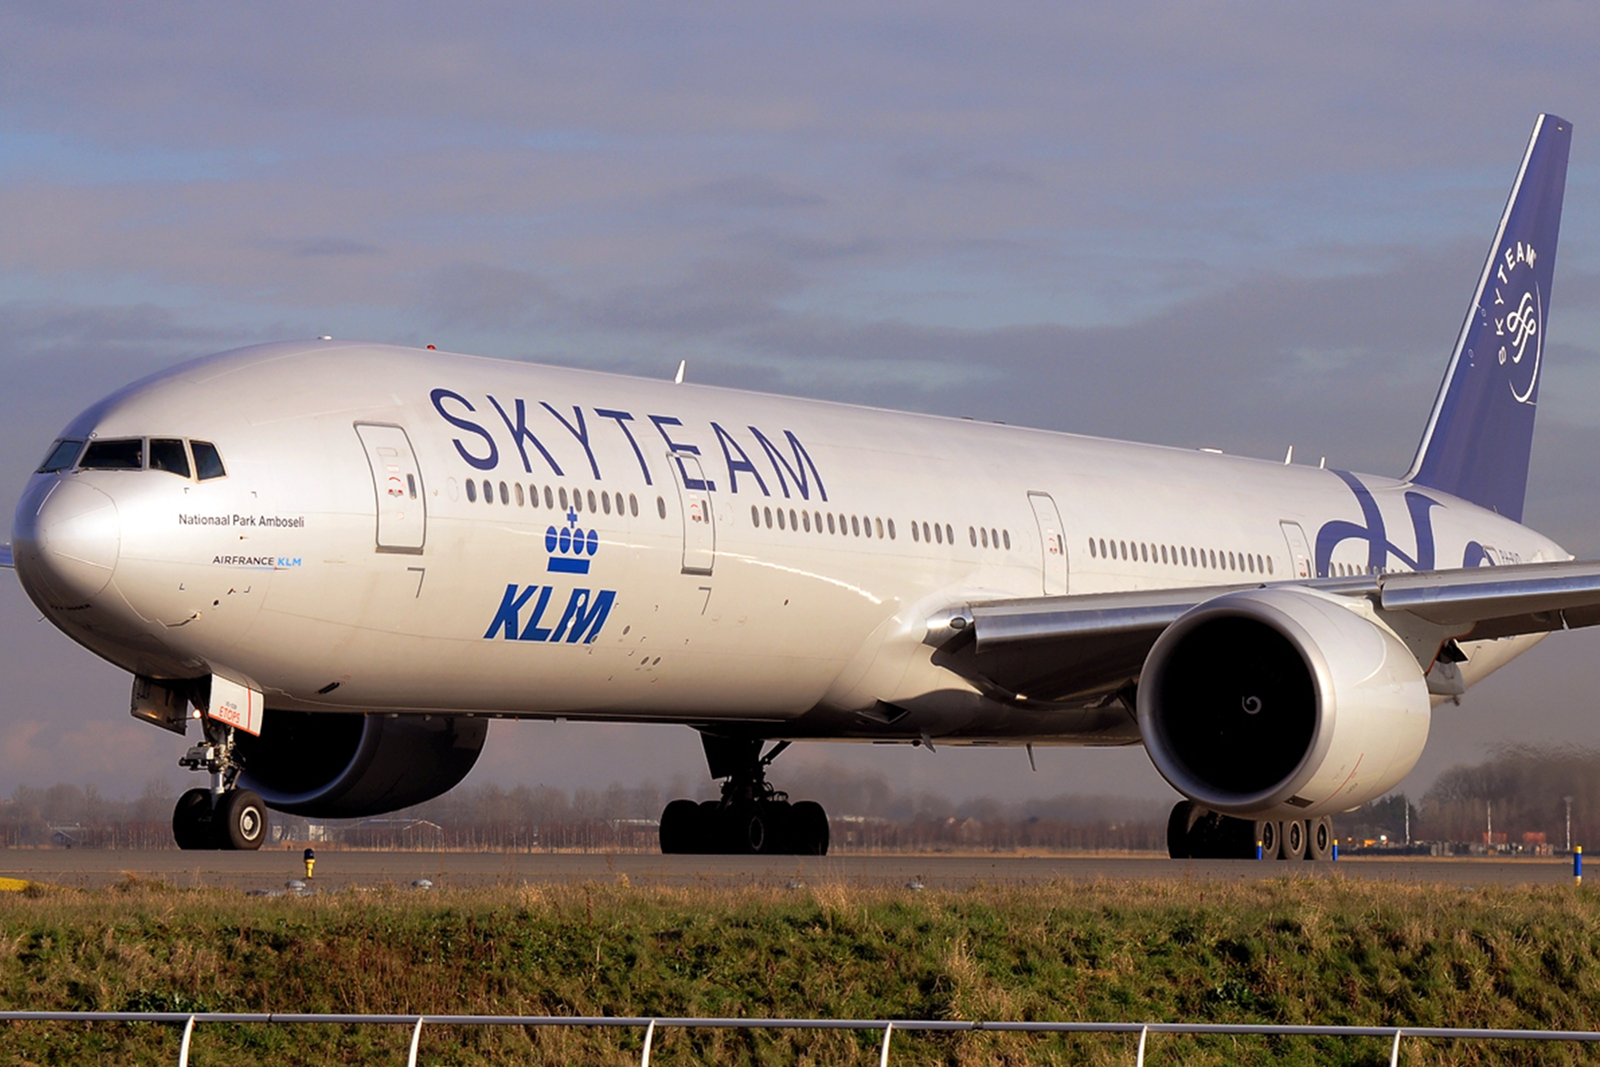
[929,559,1600,704]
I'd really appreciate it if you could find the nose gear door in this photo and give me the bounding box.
[355,423,426,553]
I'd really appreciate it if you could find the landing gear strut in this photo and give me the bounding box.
[1167,801,1333,861]
[659,736,830,855]
[173,720,267,850]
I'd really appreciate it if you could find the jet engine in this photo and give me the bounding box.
[233,710,488,817]
[1136,587,1429,819]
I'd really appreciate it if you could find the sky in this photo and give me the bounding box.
[3,2,1600,810]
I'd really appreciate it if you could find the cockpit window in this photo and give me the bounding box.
[79,438,145,470]
[191,440,226,480]
[149,438,191,478]
[37,439,85,473]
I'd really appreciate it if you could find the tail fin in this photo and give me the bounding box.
[1405,113,1571,521]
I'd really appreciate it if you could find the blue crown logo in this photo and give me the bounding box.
[547,508,598,574]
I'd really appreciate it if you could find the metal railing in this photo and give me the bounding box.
[3,1011,1599,1066]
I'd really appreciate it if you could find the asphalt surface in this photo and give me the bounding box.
[0,851,1582,892]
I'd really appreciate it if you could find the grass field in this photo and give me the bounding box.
[2,874,1598,1065]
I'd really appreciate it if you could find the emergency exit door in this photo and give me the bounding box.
[1027,491,1068,595]
[1280,520,1312,579]
[355,423,427,553]
[670,452,716,575]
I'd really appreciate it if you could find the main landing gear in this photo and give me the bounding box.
[659,737,830,855]
[173,721,268,850]
[1167,801,1334,861]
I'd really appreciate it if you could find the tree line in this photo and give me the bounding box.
[3,746,1595,851]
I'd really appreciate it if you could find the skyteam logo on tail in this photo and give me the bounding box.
[1493,241,1542,404]
[483,511,616,644]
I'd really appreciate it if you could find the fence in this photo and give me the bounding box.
[4,1011,1600,1066]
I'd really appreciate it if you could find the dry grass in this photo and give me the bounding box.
[0,877,1597,1064]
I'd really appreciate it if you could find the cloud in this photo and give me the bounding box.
[1,2,1600,806]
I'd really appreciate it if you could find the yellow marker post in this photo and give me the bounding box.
[304,847,316,880]
[1576,845,1583,887]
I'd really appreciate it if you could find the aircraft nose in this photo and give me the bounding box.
[14,479,121,605]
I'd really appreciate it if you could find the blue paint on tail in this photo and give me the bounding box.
[1406,114,1571,522]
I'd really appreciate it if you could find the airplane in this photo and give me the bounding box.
[3,114,1593,860]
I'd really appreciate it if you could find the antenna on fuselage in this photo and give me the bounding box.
[673,359,686,384]
[1284,446,1294,465]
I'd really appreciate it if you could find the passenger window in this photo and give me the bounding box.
[37,439,85,473]
[990,528,998,548]
[407,474,417,499]
[530,484,540,507]
[981,528,989,548]
[1003,530,1010,550]
[500,481,510,505]
[149,438,191,478]
[851,515,861,537]
[630,494,639,517]
[559,487,569,510]
[803,511,812,532]
[945,524,953,545]
[587,490,597,512]
[1141,543,1149,562]
[573,489,583,513]
[778,509,786,530]
[602,492,612,515]
[1089,538,1097,557]
[80,438,144,470]
[515,484,525,507]
[912,522,921,542]
[545,487,556,509]
[657,496,667,519]
[924,522,932,543]
[875,517,884,538]
[1266,557,1274,575]
[969,526,978,547]
[764,506,773,528]
[828,513,837,534]
[189,440,226,480]
[483,479,493,504]
[934,521,942,544]
[888,519,896,540]
[793,509,801,531]
[466,479,478,503]
[751,505,760,526]
[1160,544,1168,564]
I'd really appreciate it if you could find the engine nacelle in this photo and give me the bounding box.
[233,710,488,818]
[1136,587,1429,819]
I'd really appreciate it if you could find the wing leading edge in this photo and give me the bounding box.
[927,560,1600,705]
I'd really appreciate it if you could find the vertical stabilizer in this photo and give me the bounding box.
[1405,114,1571,521]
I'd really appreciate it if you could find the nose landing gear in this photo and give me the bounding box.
[659,737,831,855]
[174,721,268,850]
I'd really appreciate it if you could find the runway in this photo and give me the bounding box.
[0,851,1580,892]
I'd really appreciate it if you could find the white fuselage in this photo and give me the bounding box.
[13,341,1560,746]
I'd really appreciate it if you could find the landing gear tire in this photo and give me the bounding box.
[1306,816,1333,861]
[1167,801,1200,858]
[790,800,830,856]
[1280,817,1307,861]
[217,788,267,850]
[659,799,700,854]
[1254,819,1279,859]
[173,788,215,850]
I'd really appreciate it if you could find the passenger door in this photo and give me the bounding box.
[1027,491,1068,595]
[355,423,426,553]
